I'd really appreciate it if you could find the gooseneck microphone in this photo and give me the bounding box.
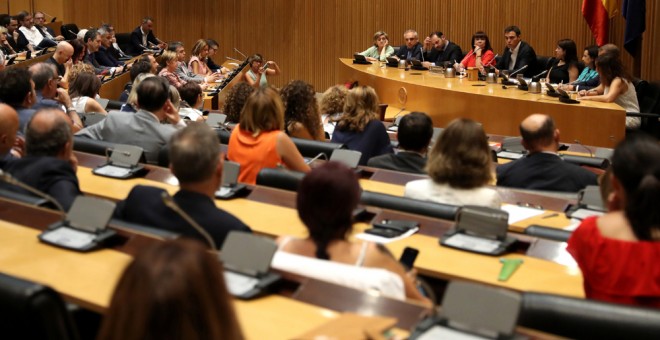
[161,192,217,250]
[532,69,548,78]
[234,48,247,59]
[0,169,66,218]
[305,152,328,165]
[507,64,528,78]
[226,56,241,62]
[573,140,594,158]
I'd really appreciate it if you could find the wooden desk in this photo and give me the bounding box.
[0,219,349,339]
[7,52,54,70]
[99,71,131,101]
[74,163,584,298]
[338,58,624,148]
[203,63,249,110]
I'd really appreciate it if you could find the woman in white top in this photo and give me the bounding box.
[68,72,106,115]
[276,162,432,307]
[405,118,502,208]
[578,53,640,129]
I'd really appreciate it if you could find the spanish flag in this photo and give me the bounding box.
[582,0,620,46]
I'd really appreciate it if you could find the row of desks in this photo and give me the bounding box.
[73,152,584,298]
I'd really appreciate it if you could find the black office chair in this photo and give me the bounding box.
[114,33,132,56]
[60,23,79,41]
[519,292,660,339]
[524,225,572,242]
[627,79,660,138]
[0,272,80,340]
[256,168,305,191]
[72,136,117,157]
[360,191,459,221]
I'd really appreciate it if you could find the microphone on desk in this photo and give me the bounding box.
[572,140,594,158]
[161,191,217,250]
[0,169,67,218]
[532,69,548,79]
[305,152,328,165]
[226,56,241,62]
[484,54,498,67]
[508,64,528,78]
[234,48,247,59]
[67,29,78,39]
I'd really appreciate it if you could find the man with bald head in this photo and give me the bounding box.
[45,41,73,79]
[0,108,81,210]
[0,104,19,159]
[496,114,597,192]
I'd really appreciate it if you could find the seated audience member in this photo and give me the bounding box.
[561,45,599,91]
[189,39,220,78]
[567,135,660,308]
[118,60,152,102]
[394,29,422,61]
[95,26,123,68]
[1,15,29,52]
[206,39,227,73]
[167,42,216,84]
[67,63,96,89]
[97,240,244,340]
[100,24,129,60]
[32,11,64,42]
[0,68,36,132]
[455,31,495,73]
[84,29,118,75]
[0,104,19,159]
[44,42,74,87]
[546,38,579,84]
[141,54,159,74]
[281,80,325,141]
[496,114,597,192]
[228,87,310,184]
[331,86,393,165]
[29,63,84,131]
[599,43,620,58]
[222,82,254,124]
[121,73,155,112]
[359,31,394,62]
[0,25,20,59]
[0,108,81,210]
[578,53,640,129]
[70,39,86,65]
[178,82,204,121]
[277,162,432,307]
[69,72,106,115]
[244,54,280,88]
[495,25,537,78]
[368,112,432,174]
[114,123,251,247]
[159,50,188,89]
[16,11,56,49]
[319,85,348,138]
[128,17,166,56]
[421,31,462,68]
[76,77,185,163]
[405,118,501,208]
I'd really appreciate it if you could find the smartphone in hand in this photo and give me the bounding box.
[399,246,419,270]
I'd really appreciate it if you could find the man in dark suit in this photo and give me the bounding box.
[0,68,36,133]
[394,29,422,61]
[368,112,432,174]
[94,26,123,67]
[1,15,29,52]
[114,123,251,248]
[0,108,82,210]
[421,32,462,68]
[33,11,64,42]
[496,114,597,193]
[127,17,166,56]
[495,26,538,78]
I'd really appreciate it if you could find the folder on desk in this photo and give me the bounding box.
[220,232,280,299]
[352,54,372,65]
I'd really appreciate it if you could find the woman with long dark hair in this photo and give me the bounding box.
[281,80,324,141]
[546,38,579,84]
[456,31,495,73]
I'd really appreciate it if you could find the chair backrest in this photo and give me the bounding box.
[519,292,660,339]
[82,112,106,127]
[60,24,79,40]
[290,137,345,159]
[114,33,132,55]
[536,56,554,71]
[0,272,80,340]
[633,78,649,109]
[256,167,305,191]
[360,190,460,221]
[271,250,405,300]
[72,136,117,156]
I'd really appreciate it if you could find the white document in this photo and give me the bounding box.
[501,204,545,224]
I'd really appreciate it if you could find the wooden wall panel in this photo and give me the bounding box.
[60,0,657,92]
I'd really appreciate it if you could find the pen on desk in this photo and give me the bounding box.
[542,213,559,219]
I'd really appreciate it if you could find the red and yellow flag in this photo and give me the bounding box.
[582,0,620,46]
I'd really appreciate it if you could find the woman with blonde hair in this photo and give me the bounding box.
[405,118,501,208]
[358,31,394,62]
[97,239,244,340]
[331,86,392,165]
[189,39,216,78]
[319,85,348,138]
[228,87,309,184]
[159,50,188,89]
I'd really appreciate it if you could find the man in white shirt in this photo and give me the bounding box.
[16,11,56,49]
[32,12,64,42]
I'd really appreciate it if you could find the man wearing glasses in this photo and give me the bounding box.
[394,29,422,61]
[33,12,65,42]
[28,63,83,132]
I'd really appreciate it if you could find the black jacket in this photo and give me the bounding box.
[496,41,538,78]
